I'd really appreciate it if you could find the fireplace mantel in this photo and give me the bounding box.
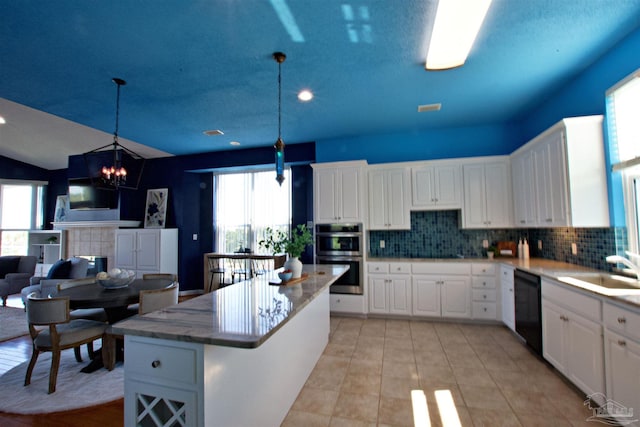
[52,220,141,229]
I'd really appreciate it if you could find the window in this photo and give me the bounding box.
[0,180,46,255]
[214,170,291,253]
[607,69,640,252]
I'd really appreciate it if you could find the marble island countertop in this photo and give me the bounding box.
[368,256,640,308]
[112,264,349,348]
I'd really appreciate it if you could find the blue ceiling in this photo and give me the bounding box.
[1,0,640,157]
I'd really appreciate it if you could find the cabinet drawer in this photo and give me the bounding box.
[471,276,496,289]
[604,302,640,342]
[472,289,497,302]
[411,263,471,275]
[388,263,411,274]
[472,263,496,276]
[368,263,388,274]
[126,338,199,385]
[541,279,601,322]
[472,302,497,319]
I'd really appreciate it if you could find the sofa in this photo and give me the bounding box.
[0,255,37,306]
[21,256,89,304]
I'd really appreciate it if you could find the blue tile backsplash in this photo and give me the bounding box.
[368,210,627,272]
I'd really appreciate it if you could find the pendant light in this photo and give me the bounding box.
[273,52,286,186]
[83,78,145,190]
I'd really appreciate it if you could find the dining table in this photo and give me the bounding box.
[56,277,174,324]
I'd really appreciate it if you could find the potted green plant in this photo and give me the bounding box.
[487,245,498,260]
[259,224,313,278]
[46,236,58,244]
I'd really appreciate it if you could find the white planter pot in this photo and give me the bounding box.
[284,257,303,279]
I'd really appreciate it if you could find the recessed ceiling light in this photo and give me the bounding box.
[203,129,224,136]
[298,90,313,102]
[418,103,442,112]
[230,141,240,146]
[0,115,5,125]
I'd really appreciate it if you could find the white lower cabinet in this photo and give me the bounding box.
[368,262,411,315]
[603,302,640,427]
[541,280,604,399]
[330,294,366,314]
[411,263,471,319]
[471,263,497,320]
[500,265,515,331]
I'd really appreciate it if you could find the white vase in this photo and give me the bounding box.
[284,257,303,279]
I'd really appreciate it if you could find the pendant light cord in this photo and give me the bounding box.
[113,82,121,143]
[277,60,282,139]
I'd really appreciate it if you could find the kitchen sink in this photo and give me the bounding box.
[560,273,640,290]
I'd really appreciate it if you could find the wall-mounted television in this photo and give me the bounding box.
[68,178,119,210]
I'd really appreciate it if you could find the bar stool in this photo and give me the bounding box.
[207,257,226,291]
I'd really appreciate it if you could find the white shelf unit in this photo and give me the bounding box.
[27,230,65,276]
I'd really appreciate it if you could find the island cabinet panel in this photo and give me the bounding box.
[124,287,331,427]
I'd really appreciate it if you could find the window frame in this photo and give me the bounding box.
[607,68,640,254]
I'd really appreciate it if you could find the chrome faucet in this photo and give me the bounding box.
[606,254,640,280]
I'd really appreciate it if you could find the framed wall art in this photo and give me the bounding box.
[144,188,168,228]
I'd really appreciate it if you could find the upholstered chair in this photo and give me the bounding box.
[24,293,109,393]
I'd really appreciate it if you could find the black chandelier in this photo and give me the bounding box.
[83,78,145,190]
[273,52,286,186]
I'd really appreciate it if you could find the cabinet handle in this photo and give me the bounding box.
[546,218,552,222]
[509,288,513,292]
[618,340,627,347]
[151,360,161,368]
[483,307,487,312]
[520,220,525,224]
[483,295,487,299]
[617,317,627,324]
[482,282,487,286]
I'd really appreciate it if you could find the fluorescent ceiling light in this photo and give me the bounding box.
[426,0,492,70]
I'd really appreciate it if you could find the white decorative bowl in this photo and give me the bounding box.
[98,271,136,289]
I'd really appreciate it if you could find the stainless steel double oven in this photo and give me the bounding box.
[315,223,363,295]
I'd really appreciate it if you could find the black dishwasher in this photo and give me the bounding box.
[514,269,542,356]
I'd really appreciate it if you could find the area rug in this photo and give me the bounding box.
[0,350,124,414]
[0,306,29,342]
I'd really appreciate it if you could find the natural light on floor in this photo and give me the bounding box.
[411,389,462,427]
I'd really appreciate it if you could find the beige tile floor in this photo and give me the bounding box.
[282,317,595,427]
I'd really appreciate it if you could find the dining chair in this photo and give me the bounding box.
[24,293,109,394]
[104,283,179,371]
[56,278,108,361]
[229,258,250,283]
[142,273,178,282]
[138,282,179,314]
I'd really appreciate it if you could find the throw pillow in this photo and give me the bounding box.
[47,259,72,279]
[0,256,21,279]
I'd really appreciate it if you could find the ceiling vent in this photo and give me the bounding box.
[203,129,224,136]
[417,103,442,112]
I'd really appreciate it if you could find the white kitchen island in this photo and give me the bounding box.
[112,264,348,427]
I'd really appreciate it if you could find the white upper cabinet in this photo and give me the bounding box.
[510,115,609,228]
[411,162,462,210]
[368,166,411,230]
[462,157,513,228]
[312,161,367,224]
[511,150,536,227]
